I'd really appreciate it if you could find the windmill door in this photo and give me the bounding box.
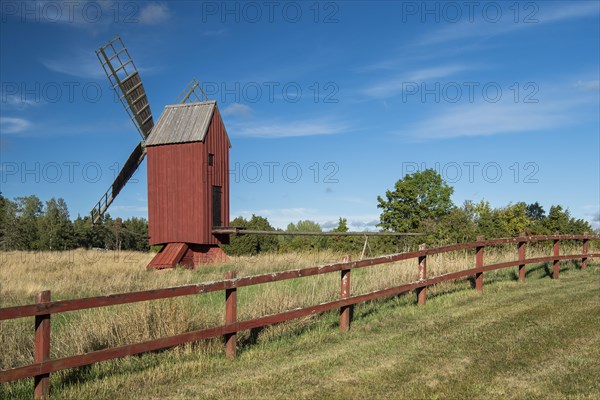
[212,186,222,227]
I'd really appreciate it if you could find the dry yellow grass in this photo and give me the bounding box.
[0,243,587,372]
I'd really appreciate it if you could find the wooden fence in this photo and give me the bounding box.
[1,233,598,398]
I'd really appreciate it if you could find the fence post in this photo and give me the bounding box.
[518,233,527,283]
[553,232,560,280]
[417,244,427,305]
[582,232,589,271]
[34,290,51,400]
[340,255,351,332]
[225,271,237,359]
[475,235,484,291]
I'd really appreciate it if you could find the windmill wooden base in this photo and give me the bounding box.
[147,243,229,270]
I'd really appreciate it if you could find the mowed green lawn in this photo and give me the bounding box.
[3,263,599,399]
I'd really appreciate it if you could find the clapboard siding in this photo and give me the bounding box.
[147,105,229,246]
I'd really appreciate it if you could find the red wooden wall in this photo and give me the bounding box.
[147,107,229,246]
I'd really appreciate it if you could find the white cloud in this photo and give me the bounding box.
[234,118,349,138]
[361,65,470,99]
[110,205,148,213]
[320,220,338,229]
[41,48,159,79]
[575,80,600,91]
[405,100,573,140]
[542,2,600,23]
[1,93,42,110]
[350,219,380,229]
[138,3,170,24]
[589,212,600,231]
[1,1,129,31]
[222,103,252,118]
[417,2,599,46]
[0,117,33,134]
[203,29,227,37]
[1,118,133,138]
[40,51,105,79]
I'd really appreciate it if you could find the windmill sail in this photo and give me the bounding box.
[91,142,146,224]
[90,38,210,223]
[175,78,209,104]
[96,35,154,138]
[91,35,154,223]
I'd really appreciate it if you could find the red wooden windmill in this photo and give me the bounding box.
[90,35,230,269]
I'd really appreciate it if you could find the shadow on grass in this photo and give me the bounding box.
[466,276,476,288]
[239,326,266,347]
[427,281,473,301]
[59,364,93,387]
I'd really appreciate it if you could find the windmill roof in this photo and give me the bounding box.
[145,100,229,147]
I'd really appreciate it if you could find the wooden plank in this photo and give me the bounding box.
[2,250,599,321]
[2,281,440,382]
[0,281,227,321]
[225,271,237,359]
[34,291,51,399]
[211,228,426,237]
[1,325,226,382]
[553,236,560,279]
[582,232,589,270]
[417,244,427,305]
[147,243,189,269]
[518,233,527,283]
[340,268,351,331]
[2,252,597,383]
[475,236,484,291]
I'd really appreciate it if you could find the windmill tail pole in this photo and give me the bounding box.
[212,227,426,237]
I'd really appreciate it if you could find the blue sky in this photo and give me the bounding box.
[1,1,599,231]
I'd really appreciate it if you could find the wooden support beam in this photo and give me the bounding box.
[340,256,351,332]
[582,232,589,271]
[417,244,427,305]
[34,291,51,400]
[2,250,599,385]
[553,233,560,280]
[211,227,426,237]
[475,236,484,291]
[225,271,237,359]
[518,233,526,283]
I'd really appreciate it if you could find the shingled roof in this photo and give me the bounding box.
[145,101,229,146]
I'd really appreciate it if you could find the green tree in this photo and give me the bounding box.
[280,220,327,252]
[73,215,92,248]
[424,206,477,245]
[526,202,545,221]
[377,169,454,233]
[544,205,570,233]
[121,217,149,251]
[543,205,592,235]
[497,202,530,237]
[38,198,75,250]
[222,215,278,256]
[86,213,115,249]
[330,217,357,253]
[0,193,7,247]
[13,195,43,250]
[332,217,349,233]
[0,195,20,249]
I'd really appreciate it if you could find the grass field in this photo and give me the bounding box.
[1,245,598,399]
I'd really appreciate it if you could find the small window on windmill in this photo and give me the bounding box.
[208,153,214,166]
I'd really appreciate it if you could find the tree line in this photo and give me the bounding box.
[1,169,595,254]
[0,194,149,251]
[225,169,595,255]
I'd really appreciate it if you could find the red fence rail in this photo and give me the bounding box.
[1,233,598,398]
